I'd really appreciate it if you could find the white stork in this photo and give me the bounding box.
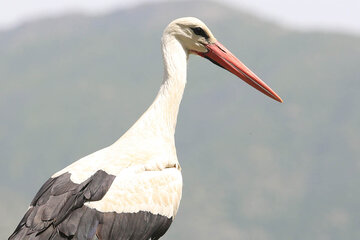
[9,17,282,240]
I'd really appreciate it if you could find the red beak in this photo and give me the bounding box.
[195,41,283,103]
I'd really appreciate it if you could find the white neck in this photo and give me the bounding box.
[114,34,188,148]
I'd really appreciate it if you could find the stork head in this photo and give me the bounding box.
[164,17,283,103]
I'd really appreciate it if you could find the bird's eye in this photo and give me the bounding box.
[191,27,209,39]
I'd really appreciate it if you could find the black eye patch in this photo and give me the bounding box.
[191,27,209,39]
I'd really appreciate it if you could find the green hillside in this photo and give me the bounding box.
[1,1,360,239]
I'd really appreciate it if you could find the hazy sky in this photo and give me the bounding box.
[1,0,359,34]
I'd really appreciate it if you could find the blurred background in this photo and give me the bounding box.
[1,0,359,239]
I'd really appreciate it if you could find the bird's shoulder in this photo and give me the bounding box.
[52,142,180,184]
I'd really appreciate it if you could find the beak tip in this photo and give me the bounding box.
[273,95,283,103]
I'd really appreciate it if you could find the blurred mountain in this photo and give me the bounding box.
[1,1,360,239]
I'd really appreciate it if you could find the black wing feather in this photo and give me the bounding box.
[9,170,115,240]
